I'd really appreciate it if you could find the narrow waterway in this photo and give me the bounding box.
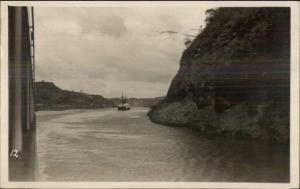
[36,107,289,182]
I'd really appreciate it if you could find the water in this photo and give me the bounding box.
[36,107,289,182]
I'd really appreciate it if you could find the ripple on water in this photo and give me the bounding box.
[36,107,289,182]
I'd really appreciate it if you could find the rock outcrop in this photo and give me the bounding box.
[148,8,290,142]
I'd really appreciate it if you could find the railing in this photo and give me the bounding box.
[28,7,35,88]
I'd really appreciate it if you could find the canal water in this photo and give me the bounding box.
[36,107,289,182]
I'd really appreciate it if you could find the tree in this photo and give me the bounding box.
[184,39,192,48]
[205,8,217,25]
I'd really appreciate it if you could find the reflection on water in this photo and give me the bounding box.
[36,107,289,182]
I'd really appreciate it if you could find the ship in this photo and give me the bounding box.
[118,93,131,111]
[8,6,37,181]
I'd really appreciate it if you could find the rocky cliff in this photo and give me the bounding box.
[148,8,290,142]
[35,81,115,110]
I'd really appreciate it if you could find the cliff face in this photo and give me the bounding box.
[148,8,290,142]
[35,81,115,110]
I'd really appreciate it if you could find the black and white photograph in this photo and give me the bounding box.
[0,1,299,188]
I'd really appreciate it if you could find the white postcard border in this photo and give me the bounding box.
[1,1,299,188]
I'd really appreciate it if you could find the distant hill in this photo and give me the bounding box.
[35,81,164,111]
[34,81,115,111]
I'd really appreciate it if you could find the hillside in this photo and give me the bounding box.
[148,8,290,142]
[35,81,163,110]
[35,81,115,110]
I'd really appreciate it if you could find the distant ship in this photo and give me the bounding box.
[118,93,130,111]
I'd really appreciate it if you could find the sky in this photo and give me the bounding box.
[35,7,211,98]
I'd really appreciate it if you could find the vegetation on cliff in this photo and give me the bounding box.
[148,8,290,142]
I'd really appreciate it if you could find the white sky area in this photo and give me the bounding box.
[35,7,212,98]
